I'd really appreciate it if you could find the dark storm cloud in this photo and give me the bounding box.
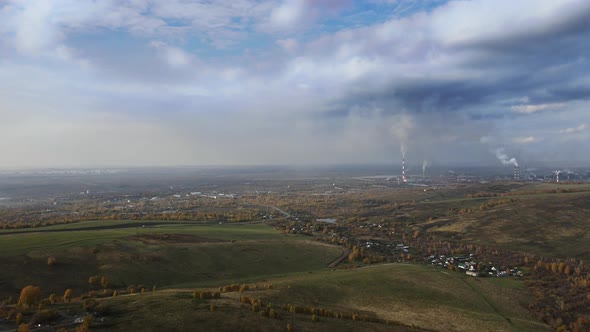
[332,2,590,119]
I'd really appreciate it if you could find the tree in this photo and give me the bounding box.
[88,276,99,289]
[18,285,41,307]
[100,276,110,289]
[63,289,72,303]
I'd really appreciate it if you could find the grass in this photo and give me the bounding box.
[89,264,548,332]
[0,222,341,298]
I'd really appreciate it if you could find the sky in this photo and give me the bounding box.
[0,0,589,169]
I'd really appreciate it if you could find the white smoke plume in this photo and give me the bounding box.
[494,148,519,167]
[422,160,428,176]
[390,114,414,158]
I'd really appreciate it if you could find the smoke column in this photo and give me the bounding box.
[422,160,428,177]
[494,148,519,167]
[390,114,414,184]
[390,114,414,159]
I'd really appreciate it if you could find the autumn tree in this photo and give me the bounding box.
[100,276,110,289]
[18,285,41,307]
[88,276,99,289]
[63,289,72,303]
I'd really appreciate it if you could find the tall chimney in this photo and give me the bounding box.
[514,165,520,180]
[402,158,407,183]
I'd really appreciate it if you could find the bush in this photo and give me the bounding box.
[16,312,24,325]
[47,257,57,266]
[17,324,29,332]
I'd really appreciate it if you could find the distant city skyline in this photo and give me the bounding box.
[1,0,589,168]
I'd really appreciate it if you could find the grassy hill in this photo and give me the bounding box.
[90,264,547,332]
[0,221,341,297]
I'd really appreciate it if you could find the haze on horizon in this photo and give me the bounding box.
[1,0,589,169]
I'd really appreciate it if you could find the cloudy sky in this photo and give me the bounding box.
[1,0,589,168]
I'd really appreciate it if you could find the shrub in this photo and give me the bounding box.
[47,257,57,266]
[16,312,24,325]
[17,324,29,332]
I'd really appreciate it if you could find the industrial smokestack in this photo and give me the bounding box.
[402,158,407,183]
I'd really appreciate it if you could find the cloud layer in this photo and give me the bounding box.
[1,0,589,168]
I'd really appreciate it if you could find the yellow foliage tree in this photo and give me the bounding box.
[63,289,72,303]
[18,285,41,307]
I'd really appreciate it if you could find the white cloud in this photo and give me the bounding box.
[12,0,61,54]
[479,136,495,144]
[511,103,565,114]
[512,136,542,144]
[149,41,192,67]
[560,123,587,134]
[269,0,306,28]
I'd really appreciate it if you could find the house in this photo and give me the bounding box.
[466,271,478,277]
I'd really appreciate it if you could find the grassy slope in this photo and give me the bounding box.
[0,222,341,297]
[93,264,548,332]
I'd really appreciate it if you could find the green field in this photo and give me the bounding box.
[89,264,547,332]
[0,221,341,297]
